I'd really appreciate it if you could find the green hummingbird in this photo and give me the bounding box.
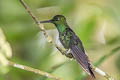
[40,15,95,78]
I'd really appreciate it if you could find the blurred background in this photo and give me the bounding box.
[0,0,120,80]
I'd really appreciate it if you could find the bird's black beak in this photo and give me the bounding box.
[40,19,53,23]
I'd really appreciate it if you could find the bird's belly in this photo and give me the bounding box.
[59,36,70,49]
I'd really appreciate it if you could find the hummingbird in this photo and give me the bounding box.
[40,15,95,78]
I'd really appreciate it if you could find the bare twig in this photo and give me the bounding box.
[92,47,120,80]
[93,66,114,80]
[19,0,65,55]
[19,0,115,80]
[8,61,63,80]
[0,28,61,80]
[19,0,52,43]
[79,46,119,80]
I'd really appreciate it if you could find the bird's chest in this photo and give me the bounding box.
[59,31,71,49]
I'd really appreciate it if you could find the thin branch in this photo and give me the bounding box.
[79,46,119,80]
[8,61,63,80]
[19,0,115,80]
[93,66,114,80]
[19,0,51,42]
[42,61,70,80]
[19,0,66,55]
[92,47,120,80]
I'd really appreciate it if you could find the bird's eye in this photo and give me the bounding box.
[53,17,59,21]
[56,18,59,21]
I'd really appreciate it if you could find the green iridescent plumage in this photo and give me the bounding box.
[40,15,95,78]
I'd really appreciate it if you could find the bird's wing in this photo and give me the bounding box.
[67,28,95,78]
[70,45,95,77]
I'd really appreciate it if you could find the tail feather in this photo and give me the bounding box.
[88,65,95,78]
[70,45,95,78]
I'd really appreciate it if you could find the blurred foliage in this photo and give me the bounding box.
[0,0,120,80]
[0,28,12,74]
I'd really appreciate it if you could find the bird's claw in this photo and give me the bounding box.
[64,49,73,58]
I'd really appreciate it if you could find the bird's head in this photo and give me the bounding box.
[40,15,66,24]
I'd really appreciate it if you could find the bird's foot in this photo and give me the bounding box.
[64,49,73,58]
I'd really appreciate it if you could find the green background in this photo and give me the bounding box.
[0,0,120,80]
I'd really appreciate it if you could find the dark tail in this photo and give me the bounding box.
[88,65,95,78]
